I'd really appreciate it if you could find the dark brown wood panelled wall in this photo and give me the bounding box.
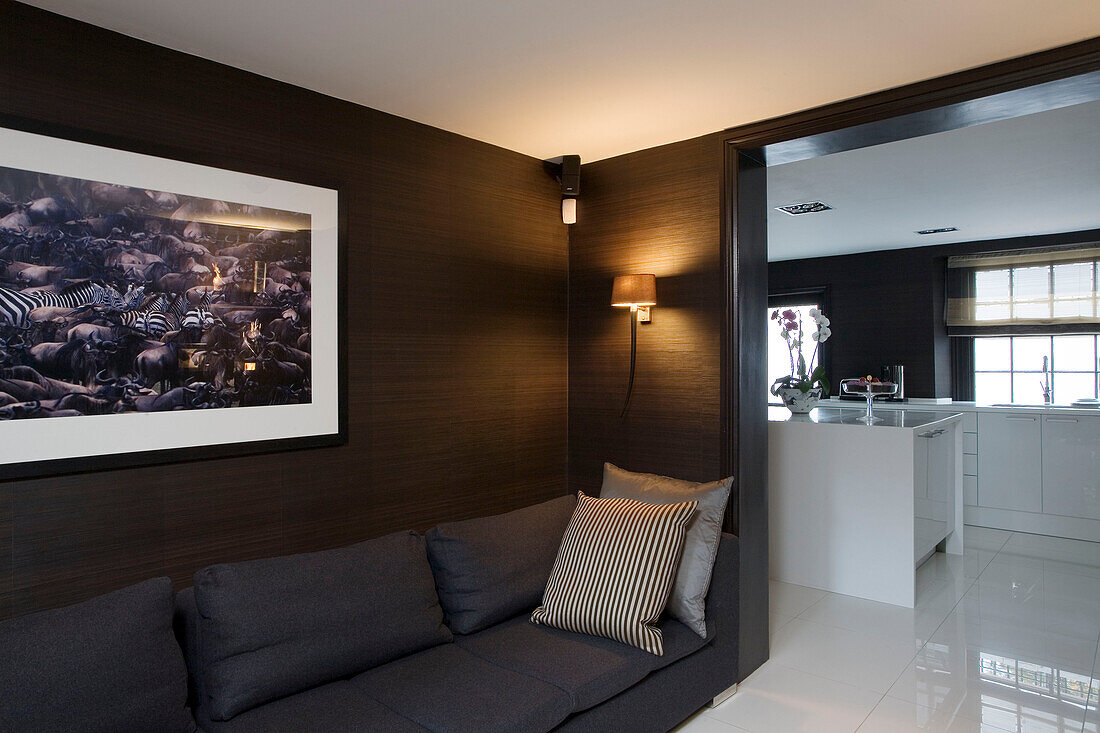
[0,1,568,619]
[568,134,726,492]
[567,133,769,681]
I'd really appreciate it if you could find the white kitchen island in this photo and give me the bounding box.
[768,407,964,607]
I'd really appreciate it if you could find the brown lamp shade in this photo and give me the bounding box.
[611,274,657,307]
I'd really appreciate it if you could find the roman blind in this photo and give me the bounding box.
[946,244,1100,335]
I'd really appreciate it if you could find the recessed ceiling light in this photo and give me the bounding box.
[775,201,832,216]
[915,227,958,235]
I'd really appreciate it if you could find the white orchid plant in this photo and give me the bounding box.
[770,307,832,396]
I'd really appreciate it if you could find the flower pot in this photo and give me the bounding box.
[777,386,823,414]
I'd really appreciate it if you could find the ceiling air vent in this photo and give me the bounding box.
[915,227,958,235]
[775,201,832,216]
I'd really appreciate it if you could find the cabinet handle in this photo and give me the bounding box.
[1005,416,1037,421]
[1045,417,1079,423]
[917,431,936,438]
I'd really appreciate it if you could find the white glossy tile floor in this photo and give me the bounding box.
[676,527,1100,733]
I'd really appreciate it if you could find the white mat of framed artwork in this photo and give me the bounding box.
[0,125,340,468]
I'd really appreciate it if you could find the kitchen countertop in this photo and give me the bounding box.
[778,397,1100,418]
[768,406,963,429]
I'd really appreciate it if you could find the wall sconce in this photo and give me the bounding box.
[544,155,580,224]
[611,273,657,417]
[561,197,577,225]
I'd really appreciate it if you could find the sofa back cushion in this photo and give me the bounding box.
[192,530,452,721]
[0,577,196,733]
[426,494,577,634]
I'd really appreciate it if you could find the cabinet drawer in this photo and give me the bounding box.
[963,454,978,476]
[964,475,978,507]
[963,412,978,432]
[963,433,978,455]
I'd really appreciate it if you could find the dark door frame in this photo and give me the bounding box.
[720,36,1100,680]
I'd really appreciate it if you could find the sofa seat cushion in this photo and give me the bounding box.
[352,644,572,733]
[654,614,714,667]
[455,615,712,714]
[192,530,451,721]
[200,680,429,733]
[426,494,577,634]
[0,577,196,733]
[455,615,648,712]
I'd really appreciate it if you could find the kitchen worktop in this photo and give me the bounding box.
[768,406,963,429]
[779,397,1100,417]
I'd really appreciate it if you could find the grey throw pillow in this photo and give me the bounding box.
[600,462,732,637]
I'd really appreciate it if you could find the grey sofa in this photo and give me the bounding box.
[1,494,739,733]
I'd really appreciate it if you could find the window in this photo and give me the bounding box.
[947,246,1100,333]
[767,303,820,403]
[971,261,1098,322]
[974,334,1100,404]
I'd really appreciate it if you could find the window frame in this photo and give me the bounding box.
[972,333,1100,404]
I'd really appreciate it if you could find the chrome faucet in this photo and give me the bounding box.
[1040,356,1052,404]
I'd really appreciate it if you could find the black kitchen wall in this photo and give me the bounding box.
[769,229,1100,398]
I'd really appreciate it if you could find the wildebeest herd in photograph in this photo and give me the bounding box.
[0,165,313,420]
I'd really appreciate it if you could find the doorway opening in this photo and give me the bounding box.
[720,40,1100,680]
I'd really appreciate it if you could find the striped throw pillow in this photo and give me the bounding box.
[530,491,697,655]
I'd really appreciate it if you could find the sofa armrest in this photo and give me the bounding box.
[703,532,739,673]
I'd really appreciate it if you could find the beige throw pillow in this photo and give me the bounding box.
[531,492,697,655]
[600,463,733,638]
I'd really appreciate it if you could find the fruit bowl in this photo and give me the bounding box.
[840,377,898,423]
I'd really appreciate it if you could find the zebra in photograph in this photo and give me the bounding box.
[115,293,177,338]
[116,291,216,338]
[118,306,173,338]
[0,281,127,326]
[181,307,217,332]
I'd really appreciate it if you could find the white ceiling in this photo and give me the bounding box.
[766,100,1100,261]
[21,0,1100,163]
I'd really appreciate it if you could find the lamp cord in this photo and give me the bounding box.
[620,313,637,418]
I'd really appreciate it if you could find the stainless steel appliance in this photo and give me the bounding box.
[881,365,905,401]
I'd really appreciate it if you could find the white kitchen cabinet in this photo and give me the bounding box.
[769,408,963,607]
[1041,415,1100,521]
[964,475,978,506]
[807,399,1100,541]
[929,428,956,530]
[915,426,957,562]
[977,412,1042,512]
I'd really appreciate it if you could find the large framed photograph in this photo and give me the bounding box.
[0,124,344,479]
